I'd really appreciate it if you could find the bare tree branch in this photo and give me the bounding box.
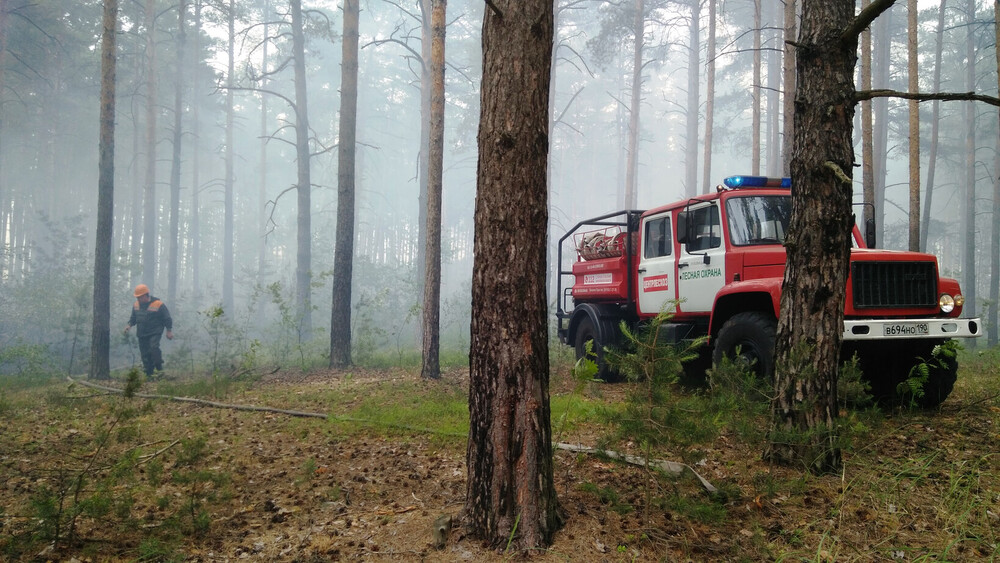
[855,89,1000,108]
[843,0,897,43]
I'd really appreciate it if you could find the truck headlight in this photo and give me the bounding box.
[939,294,955,313]
[954,294,965,307]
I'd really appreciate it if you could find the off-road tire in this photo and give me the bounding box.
[844,339,958,409]
[574,317,621,382]
[712,311,777,379]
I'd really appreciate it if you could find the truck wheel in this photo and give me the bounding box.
[712,312,777,379]
[847,340,957,408]
[906,340,958,409]
[574,317,620,382]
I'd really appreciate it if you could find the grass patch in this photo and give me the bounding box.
[338,380,469,438]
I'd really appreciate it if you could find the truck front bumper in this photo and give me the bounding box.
[842,318,981,341]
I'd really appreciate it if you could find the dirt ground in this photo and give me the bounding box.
[2,366,999,561]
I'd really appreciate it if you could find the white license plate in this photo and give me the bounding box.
[883,322,929,336]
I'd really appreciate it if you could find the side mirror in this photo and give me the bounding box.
[865,218,876,248]
[676,211,689,244]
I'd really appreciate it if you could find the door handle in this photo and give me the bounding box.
[678,262,689,268]
[637,268,646,273]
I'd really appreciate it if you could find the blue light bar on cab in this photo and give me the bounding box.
[723,175,791,189]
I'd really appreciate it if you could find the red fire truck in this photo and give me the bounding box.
[556,175,981,407]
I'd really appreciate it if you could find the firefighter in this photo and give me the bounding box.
[124,284,174,377]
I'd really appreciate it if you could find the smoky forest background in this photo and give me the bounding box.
[2,0,999,377]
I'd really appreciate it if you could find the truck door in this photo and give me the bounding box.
[637,212,676,315]
[677,202,726,313]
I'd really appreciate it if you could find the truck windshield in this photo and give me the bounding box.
[726,195,791,246]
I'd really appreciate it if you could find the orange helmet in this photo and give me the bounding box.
[133,284,150,297]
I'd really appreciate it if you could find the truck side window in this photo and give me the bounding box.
[685,205,721,253]
[643,217,671,259]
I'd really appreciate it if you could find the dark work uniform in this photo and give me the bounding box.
[128,296,172,376]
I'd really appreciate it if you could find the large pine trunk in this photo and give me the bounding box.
[330,0,359,367]
[90,0,118,381]
[420,0,446,380]
[464,0,562,550]
[766,0,857,474]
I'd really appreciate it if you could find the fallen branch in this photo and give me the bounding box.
[68,377,328,419]
[68,377,716,492]
[554,442,717,493]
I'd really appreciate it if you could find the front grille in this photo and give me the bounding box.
[852,261,937,308]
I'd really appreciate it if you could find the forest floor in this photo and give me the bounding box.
[2,355,1000,562]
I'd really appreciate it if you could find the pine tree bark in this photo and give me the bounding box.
[420,0,446,380]
[91,0,119,381]
[766,0,871,474]
[330,0,359,367]
[464,0,562,550]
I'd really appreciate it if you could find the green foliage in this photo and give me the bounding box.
[838,353,873,409]
[603,308,710,451]
[896,340,962,408]
[136,537,182,562]
[0,342,56,378]
[170,436,228,534]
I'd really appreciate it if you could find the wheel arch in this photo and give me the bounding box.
[710,291,778,339]
[568,303,627,350]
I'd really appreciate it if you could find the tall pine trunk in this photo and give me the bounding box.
[330,0,359,367]
[420,0,446,380]
[465,0,562,549]
[91,0,119,381]
[766,0,862,474]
